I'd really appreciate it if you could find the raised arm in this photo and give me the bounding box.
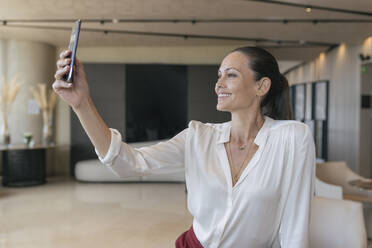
[97,127,188,178]
[53,50,112,158]
[53,50,188,178]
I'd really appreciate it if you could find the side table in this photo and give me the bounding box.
[1,144,53,187]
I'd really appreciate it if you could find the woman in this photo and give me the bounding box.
[53,46,315,248]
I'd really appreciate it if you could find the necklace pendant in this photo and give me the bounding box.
[234,175,239,182]
[239,145,245,150]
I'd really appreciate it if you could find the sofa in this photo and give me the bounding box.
[316,161,372,239]
[310,196,367,248]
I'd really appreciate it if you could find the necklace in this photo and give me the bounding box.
[227,117,264,184]
[234,117,265,150]
[227,141,252,185]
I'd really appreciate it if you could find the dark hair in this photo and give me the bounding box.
[232,46,293,120]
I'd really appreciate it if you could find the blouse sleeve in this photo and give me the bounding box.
[279,124,316,247]
[94,127,188,178]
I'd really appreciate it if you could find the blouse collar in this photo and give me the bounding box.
[217,115,274,146]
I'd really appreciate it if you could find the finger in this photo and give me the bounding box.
[59,50,72,59]
[75,58,81,67]
[75,59,84,72]
[74,59,86,77]
[54,66,70,80]
[52,80,73,91]
[54,66,69,79]
[75,58,84,69]
[56,58,71,69]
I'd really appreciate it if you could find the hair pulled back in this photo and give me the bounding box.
[232,46,293,120]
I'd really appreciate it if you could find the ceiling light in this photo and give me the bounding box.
[112,19,119,24]
[306,7,312,13]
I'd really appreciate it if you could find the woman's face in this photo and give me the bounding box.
[215,51,261,112]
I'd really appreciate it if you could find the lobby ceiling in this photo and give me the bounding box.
[0,0,371,62]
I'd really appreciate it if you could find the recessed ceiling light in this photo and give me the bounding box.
[306,7,312,13]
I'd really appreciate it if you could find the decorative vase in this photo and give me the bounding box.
[42,109,53,146]
[0,112,10,146]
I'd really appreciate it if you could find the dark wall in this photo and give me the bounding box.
[125,65,187,142]
[188,65,230,123]
[70,63,125,176]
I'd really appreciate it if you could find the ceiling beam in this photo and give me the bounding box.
[2,24,338,48]
[250,0,372,17]
[2,18,372,24]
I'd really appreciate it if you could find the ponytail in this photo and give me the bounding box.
[261,74,293,120]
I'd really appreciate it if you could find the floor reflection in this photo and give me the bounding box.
[0,177,192,248]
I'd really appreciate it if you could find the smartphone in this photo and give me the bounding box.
[63,19,81,83]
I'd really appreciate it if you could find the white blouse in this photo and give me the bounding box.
[95,115,315,248]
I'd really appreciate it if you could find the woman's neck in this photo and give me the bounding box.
[230,111,265,144]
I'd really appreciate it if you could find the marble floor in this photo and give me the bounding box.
[0,177,193,248]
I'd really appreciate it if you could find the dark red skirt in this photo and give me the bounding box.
[175,226,203,248]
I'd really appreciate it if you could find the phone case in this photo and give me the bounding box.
[63,20,81,83]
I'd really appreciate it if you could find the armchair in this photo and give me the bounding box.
[316,161,372,239]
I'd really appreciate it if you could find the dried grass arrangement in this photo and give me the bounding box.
[30,83,58,112]
[0,75,22,145]
[0,75,22,113]
[30,83,58,145]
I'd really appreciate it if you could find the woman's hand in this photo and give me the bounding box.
[52,50,90,110]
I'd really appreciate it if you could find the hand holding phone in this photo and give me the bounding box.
[53,19,92,110]
[63,19,81,83]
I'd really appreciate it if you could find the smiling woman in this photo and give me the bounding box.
[52,45,314,248]
[216,47,293,121]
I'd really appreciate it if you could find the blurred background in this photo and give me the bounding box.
[0,1,371,247]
